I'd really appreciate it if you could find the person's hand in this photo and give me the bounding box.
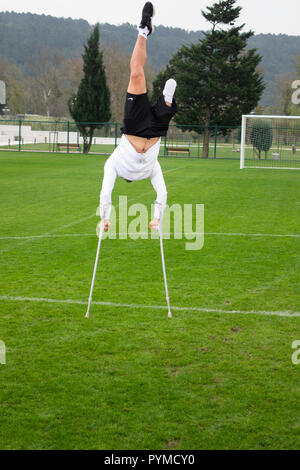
[149,218,160,231]
[103,219,110,232]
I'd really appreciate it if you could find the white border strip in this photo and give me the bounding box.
[0,295,299,318]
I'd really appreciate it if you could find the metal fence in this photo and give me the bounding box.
[0,118,242,159]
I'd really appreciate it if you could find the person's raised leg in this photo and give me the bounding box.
[127,2,154,95]
[150,78,178,136]
[127,36,147,95]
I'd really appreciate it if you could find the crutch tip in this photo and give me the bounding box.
[168,311,172,318]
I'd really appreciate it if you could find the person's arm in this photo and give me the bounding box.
[149,161,167,231]
[100,156,117,231]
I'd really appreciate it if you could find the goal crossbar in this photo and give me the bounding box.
[242,115,300,120]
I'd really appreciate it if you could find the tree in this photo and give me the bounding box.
[250,120,273,159]
[267,73,294,116]
[152,0,265,157]
[265,55,300,117]
[102,45,131,124]
[68,24,111,153]
[62,56,83,95]
[25,50,64,117]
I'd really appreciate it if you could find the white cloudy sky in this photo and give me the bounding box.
[1,0,300,35]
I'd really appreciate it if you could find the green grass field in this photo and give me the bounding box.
[0,150,300,450]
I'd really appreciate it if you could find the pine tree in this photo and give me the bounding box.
[152,0,265,157]
[68,24,111,153]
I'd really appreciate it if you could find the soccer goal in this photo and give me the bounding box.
[240,115,300,170]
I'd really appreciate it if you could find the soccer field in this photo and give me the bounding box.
[0,151,300,450]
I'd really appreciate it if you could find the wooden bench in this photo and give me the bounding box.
[166,146,190,156]
[57,143,80,152]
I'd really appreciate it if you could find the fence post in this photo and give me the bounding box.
[18,120,22,152]
[67,121,70,153]
[164,135,167,156]
[214,125,217,159]
[114,123,118,148]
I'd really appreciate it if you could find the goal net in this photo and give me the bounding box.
[240,115,300,170]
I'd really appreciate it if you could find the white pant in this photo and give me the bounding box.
[100,135,167,219]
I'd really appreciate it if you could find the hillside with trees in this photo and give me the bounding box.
[0,11,300,116]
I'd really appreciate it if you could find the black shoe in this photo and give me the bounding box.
[139,2,155,36]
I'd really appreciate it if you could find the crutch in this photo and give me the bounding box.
[85,222,104,318]
[158,218,172,318]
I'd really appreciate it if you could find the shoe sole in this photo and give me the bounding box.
[149,4,155,35]
[144,2,155,18]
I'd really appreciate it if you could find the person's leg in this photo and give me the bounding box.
[151,80,178,137]
[163,79,177,107]
[127,2,154,95]
[127,36,147,95]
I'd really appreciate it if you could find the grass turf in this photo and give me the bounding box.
[0,151,300,450]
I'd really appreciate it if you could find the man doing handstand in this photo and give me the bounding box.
[99,2,177,231]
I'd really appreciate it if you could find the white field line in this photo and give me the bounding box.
[1,231,299,241]
[0,214,95,254]
[162,166,184,175]
[0,165,185,253]
[206,232,300,238]
[0,294,299,318]
[0,233,96,240]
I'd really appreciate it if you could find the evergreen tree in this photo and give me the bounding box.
[152,0,265,157]
[68,24,111,153]
[250,120,273,160]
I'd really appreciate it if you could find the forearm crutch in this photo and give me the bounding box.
[85,222,104,318]
[158,218,172,318]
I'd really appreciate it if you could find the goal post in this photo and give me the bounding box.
[240,115,246,169]
[240,115,300,170]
